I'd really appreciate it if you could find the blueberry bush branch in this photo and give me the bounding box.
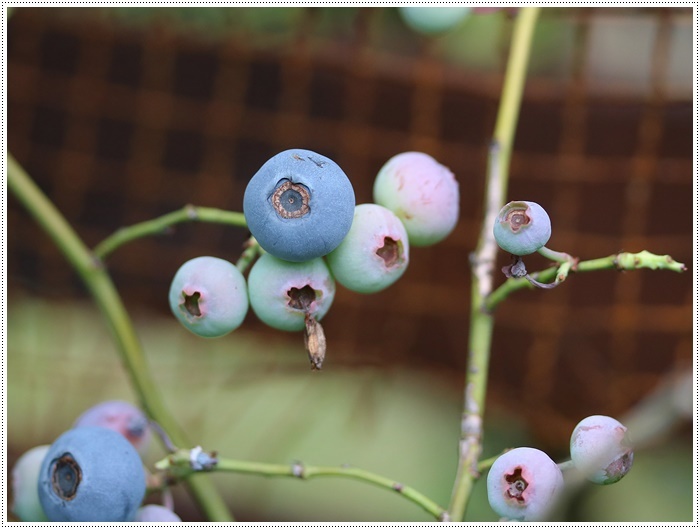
[7,152,235,522]
[447,7,540,522]
[93,205,247,260]
[485,250,686,312]
[154,450,449,521]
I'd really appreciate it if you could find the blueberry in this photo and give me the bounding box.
[11,445,50,521]
[134,504,182,522]
[37,426,146,522]
[373,152,459,246]
[243,149,356,262]
[398,7,472,34]
[493,201,551,256]
[247,253,335,331]
[570,415,633,485]
[169,256,249,338]
[486,447,564,522]
[73,400,151,455]
[326,204,409,293]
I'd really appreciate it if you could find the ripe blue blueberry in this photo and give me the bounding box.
[169,256,248,338]
[37,426,146,522]
[493,201,551,256]
[243,149,356,262]
[11,445,50,521]
[487,447,564,522]
[247,253,335,331]
[398,6,472,34]
[73,400,151,455]
[134,505,182,522]
[326,204,409,293]
[570,415,633,485]
[373,152,459,247]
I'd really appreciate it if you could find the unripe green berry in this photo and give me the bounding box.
[493,200,551,256]
[570,415,633,485]
[326,204,409,294]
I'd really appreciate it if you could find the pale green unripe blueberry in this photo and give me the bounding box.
[487,447,564,522]
[11,445,50,521]
[398,6,472,34]
[326,204,409,294]
[247,253,335,331]
[570,415,634,485]
[169,256,249,338]
[493,200,551,256]
[373,152,459,247]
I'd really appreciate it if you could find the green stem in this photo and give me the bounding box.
[448,7,540,522]
[485,250,686,312]
[7,152,235,522]
[155,450,448,521]
[93,205,247,260]
[235,237,261,273]
[537,245,573,263]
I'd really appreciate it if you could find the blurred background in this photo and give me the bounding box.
[7,7,694,522]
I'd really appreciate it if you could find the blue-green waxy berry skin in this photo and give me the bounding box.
[398,6,472,34]
[373,152,459,247]
[11,445,50,521]
[73,400,151,455]
[493,201,552,256]
[487,447,564,522]
[570,415,633,485]
[326,204,409,294]
[169,256,248,338]
[247,253,335,331]
[243,149,356,262]
[37,427,146,522]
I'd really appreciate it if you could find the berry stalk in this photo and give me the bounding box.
[7,152,235,522]
[155,449,449,521]
[448,7,541,521]
[485,250,687,312]
[93,205,247,260]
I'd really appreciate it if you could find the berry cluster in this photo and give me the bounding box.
[168,149,460,368]
[11,400,182,522]
[486,414,633,521]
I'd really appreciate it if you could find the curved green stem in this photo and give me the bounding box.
[448,7,541,522]
[93,205,246,260]
[155,450,448,521]
[7,152,235,522]
[485,250,686,312]
[537,245,574,263]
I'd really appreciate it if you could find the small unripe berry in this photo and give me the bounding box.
[73,400,151,455]
[493,201,551,256]
[570,415,633,485]
[487,447,564,522]
[398,6,471,34]
[169,256,248,338]
[373,152,459,247]
[326,204,409,294]
[11,445,50,521]
[247,253,335,331]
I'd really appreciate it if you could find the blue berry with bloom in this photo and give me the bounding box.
[243,149,355,262]
[37,427,146,521]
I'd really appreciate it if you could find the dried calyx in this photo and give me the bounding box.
[272,180,310,219]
